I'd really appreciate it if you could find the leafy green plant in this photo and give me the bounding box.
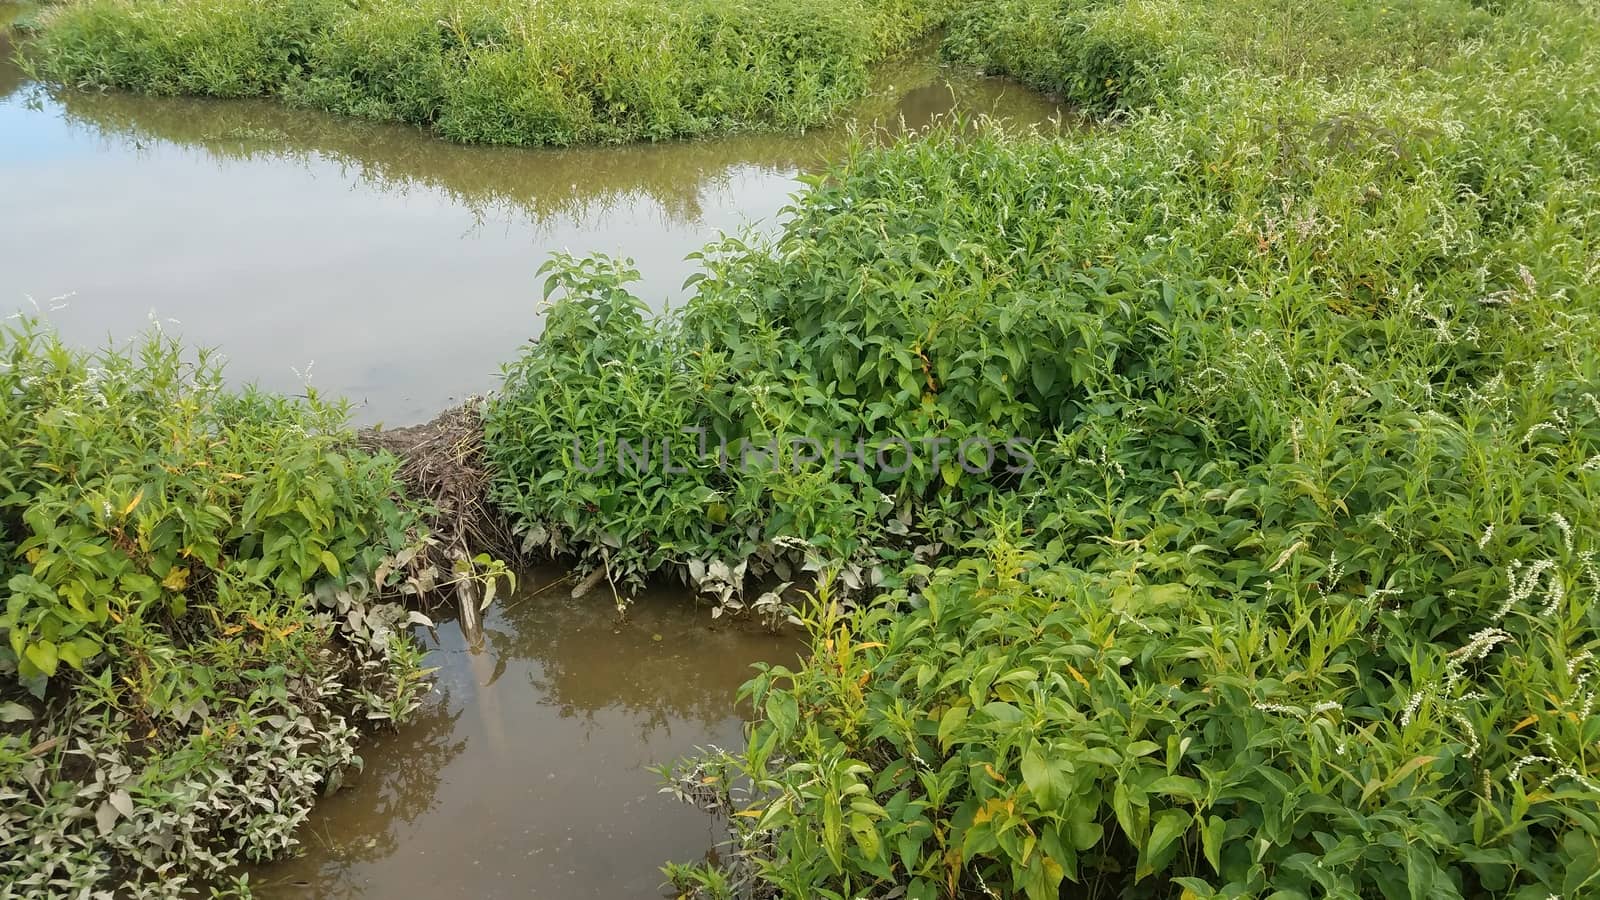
[0,319,419,686]
[634,0,1600,896]
[22,0,941,146]
[702,508,1600,898]
[0,318,437,894]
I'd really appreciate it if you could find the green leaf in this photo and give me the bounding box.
[849,812,882,861]
[319,550,342,578]
[1031,359,1056,395]
[1147,809,1192,858]
[940,462,961,488]
[1147,775,1205,802]
[938,704,969,751]
[25,640,58,678]
[1112,781,1140,843]
[1023,854,1066,900]
[1405,845,1437,900]
[1022,748,1056,806]
[1202,815,1226,873]
[1139,808,1192,879]
[766,691,799,741]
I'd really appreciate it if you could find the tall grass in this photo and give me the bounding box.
[22,0,940,146]
[481,0,1600,894]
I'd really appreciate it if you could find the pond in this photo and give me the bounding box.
[1,8,1062,426]
[247,572,802,898]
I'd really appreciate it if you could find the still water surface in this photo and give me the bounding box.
[251,574,801,898]
[1,11,1060,425]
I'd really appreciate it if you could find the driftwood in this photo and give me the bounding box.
[569,566,607,600]
[358,401,519,646]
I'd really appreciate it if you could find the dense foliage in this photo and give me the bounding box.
[708,514,1600,898]
[15,0,1600,894]
[0,320,434,896]
[490,0,1600,895]
[22,0,937,146]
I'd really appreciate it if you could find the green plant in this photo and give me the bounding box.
[22,0,941,147]
[632,0,1600,895]
[705,508,1600,898]
[664,860,738,900]
[0,319,418,686]
[0,318,438,894]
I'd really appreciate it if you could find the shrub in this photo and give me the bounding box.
[630,0,1600,896]
[23,0,941,146]
[704,511,1600,898]
[0,319,434,894]
[943,0,1499,113]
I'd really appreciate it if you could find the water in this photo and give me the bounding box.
[0,13,1061,426]
[249,572,802,899]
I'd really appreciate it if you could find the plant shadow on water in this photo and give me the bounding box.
[247,568,802,899]
[0,15,19,102]
[0,22,1062,426]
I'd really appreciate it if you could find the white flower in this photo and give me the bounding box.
[1551,512,1574,554]
[1400,690,1427,727]
[1495,559,1558,621]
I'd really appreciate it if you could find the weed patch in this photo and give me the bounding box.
[475,0,1600,895]
[22,0,940,146]
[0,319,441,894]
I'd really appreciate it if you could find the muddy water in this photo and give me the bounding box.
[0,13,1061,425]
[250,573,801,898]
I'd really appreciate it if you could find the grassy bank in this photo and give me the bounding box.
[471,0,1600,896]
[0,320,448,895]
[21,0,937,146]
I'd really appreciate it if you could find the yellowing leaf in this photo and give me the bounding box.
[1066,664,1090,688]
[162,566,190,591]
[122,489,145,517]
[1269,540,1308,572]
[25,641,58,677]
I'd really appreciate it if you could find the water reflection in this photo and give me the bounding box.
[286,701,470,873]
[41,48,1055,230]
[0,20,1060,426]
[0,4,23,101]
[250,572,800,898]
